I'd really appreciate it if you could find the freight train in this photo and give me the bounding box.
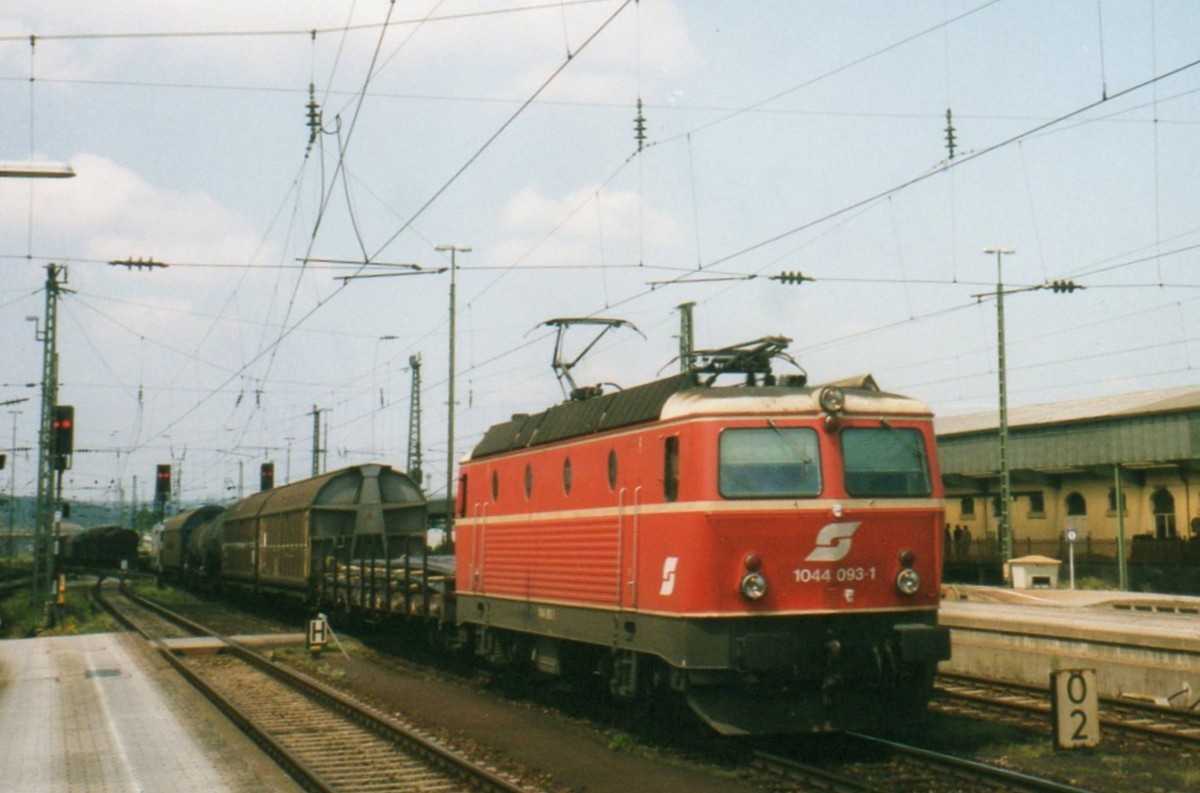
[156,336,950,734]
[60,525,141,575]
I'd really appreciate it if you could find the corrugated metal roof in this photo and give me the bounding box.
[934,385,1200,437]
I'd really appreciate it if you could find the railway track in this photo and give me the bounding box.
[936,672,1200,748]
[754,733,1094,793]
[96,583,539,793]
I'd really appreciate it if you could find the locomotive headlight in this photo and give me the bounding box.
[895,568,921,596]
[740,572,768,601]
[819,386,846,413]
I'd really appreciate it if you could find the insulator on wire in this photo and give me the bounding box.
[770,270,814,286]
[306,83,322,146]
[634,97,647,152]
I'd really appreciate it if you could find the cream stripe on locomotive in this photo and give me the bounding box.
[459,497,944,527]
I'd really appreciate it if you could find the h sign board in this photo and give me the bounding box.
[307,615,329,654]
[1050,669,1100,749]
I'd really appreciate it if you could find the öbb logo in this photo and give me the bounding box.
[804,522,862,563]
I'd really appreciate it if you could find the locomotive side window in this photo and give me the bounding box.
[607,449,618,490]
[563,457,572,495]
[457,474,468,517]
[841,426,932,497]
[492,470,499,501]
[664,437,680,502]
[524,463,533,500]
[719,427,821,498]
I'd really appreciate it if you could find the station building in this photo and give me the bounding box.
[935,385,1200,591]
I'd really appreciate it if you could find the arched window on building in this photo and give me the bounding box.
[1065,492,1086,516]
[1152,488,1177,539]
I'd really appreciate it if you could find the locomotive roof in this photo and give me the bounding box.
[471,373,697,458]
[660,384,932,421]
[469,373,931,459]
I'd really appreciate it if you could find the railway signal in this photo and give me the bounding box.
[51,405,74,469]
[155,464,171,503]
[260,461,275,491]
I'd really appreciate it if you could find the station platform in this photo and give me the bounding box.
[0,631,302,793]
[939,585,1200,705]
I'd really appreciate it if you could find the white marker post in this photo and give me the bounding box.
[1051,669,1100,749]
[307,614,329,656]
[1064,528,1078,590]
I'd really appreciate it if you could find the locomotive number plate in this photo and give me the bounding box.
[792,566,877,584]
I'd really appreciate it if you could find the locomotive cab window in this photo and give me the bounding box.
[664,437,680,502]
[719,427,821,498]
[841,425,932,497]
[457,474,468,517]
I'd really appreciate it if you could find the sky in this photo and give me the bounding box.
[2,1,1199,511]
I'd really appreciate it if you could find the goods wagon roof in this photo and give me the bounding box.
[224,464,423,520]
[470,373,697,458]
[160,504,225,533]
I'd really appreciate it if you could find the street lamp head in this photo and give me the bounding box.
[435,244,472,253]
[0,160,75,179]
[982,247,1015,255]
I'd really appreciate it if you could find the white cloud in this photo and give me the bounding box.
[2,152,265,267]
[496,183,685,268]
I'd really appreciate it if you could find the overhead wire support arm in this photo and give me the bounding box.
[969,280,1083,301]
[331,261,446,283]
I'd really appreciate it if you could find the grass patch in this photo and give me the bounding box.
[0,585,116,638]
[608,732,639,752]
[126,578,204,608]
[273,645,348,682]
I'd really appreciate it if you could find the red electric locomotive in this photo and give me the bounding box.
[455,335,950,734]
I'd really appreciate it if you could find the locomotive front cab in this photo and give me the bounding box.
[650,383,951,733]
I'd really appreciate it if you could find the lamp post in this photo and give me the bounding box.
[983,247,1016,573]
[4,159,75,596]
[7,410,19,572]
[435,243,470,550]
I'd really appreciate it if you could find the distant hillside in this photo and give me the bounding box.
[0,496,163,534]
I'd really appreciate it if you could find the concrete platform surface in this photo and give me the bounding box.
[0,632,302,793]
[938,585,1200,703]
